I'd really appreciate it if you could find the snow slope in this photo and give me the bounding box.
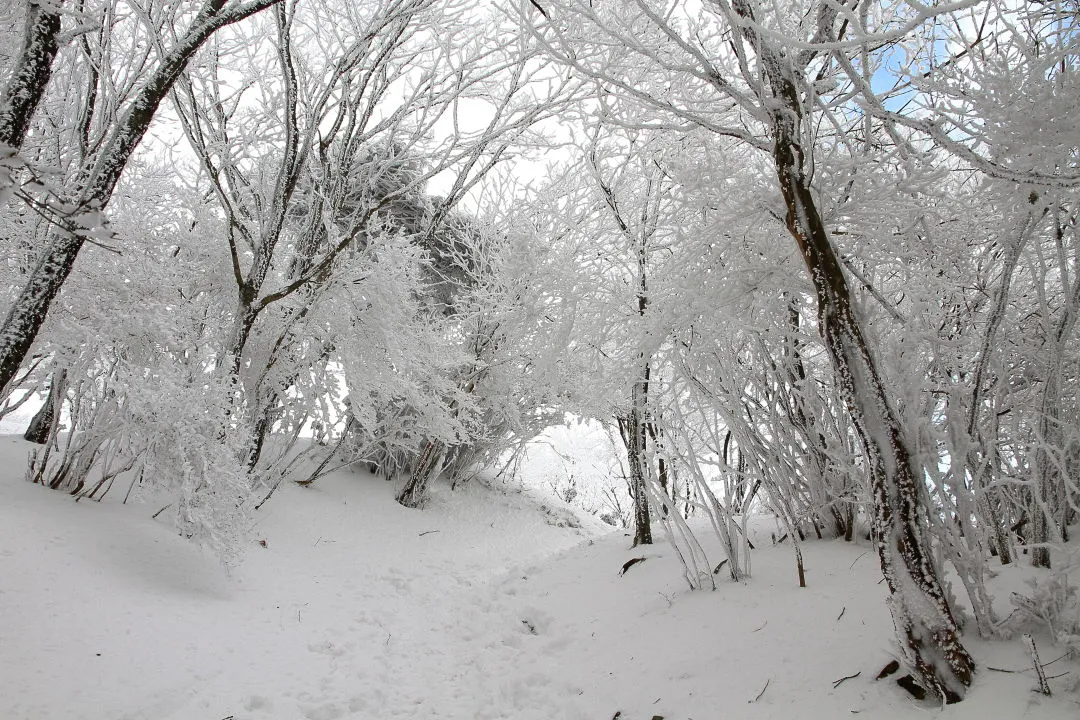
[1,432,1077,719]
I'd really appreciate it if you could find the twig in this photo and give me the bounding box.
[988,650,1074,674]
[151,503,171,519]
[836,606,846,621]
[752,620,767,633]
[750,679,770,703]
[833,671,860,688]
[419,530,440,536]
[849,551,869,569]
[1044,651,1072,667]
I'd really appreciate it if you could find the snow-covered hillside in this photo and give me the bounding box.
[0,433,1076,720]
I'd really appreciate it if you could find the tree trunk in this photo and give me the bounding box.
[771,108,973,702]
[0,0,63,150]
[725,0,974,697]
[397,440,446,508]
[628,375,653,546]
[24,368,65,444]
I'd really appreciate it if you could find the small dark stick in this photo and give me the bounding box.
[528,0,550,19]
[833,671,860,688]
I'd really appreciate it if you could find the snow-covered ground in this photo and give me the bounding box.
[1,432,1077,720]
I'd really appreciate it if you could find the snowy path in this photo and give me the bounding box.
[2,433,1078,719]
[0,435,600,720]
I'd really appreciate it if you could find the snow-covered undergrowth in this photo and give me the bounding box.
[0,433,1077,720]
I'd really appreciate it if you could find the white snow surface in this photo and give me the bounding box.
[1,432,1078,720]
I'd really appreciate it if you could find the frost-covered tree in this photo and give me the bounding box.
[523,0,986,699]
[0,0,282,398]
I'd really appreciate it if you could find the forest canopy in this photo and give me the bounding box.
[1,0,1078,704]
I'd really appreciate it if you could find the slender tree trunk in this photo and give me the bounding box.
[628,371,653,546]
[1030,230,1080,567]
[771,102,973,703]
[397,440,446,508]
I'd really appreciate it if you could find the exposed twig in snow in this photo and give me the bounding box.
[832,671,860,688]
[836,607,846,621]
[849,552,869,569]
[751,620,767,633]
[750,679,770,703]
[151,504,171,520]
[418,530,440,537]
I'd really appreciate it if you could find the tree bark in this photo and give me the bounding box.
[397,440,446,508]
[0,0,63,150]
[628,372,653,546]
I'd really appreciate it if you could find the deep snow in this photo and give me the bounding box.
[1,432,1078,720]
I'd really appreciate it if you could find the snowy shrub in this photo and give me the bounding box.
[1003,569,1080,658]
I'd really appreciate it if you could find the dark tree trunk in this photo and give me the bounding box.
[0,0,63,149]
[628,379,653,546]
[770,93,973,704]
[23,368,65,444]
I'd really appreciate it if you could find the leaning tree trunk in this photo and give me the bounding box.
[24,368,65,443]
[725,0,975,698]
[770,109,973,702]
